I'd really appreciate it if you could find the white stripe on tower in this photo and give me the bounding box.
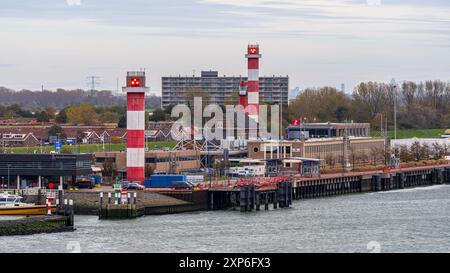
[127,111,146,130]
[126,148,145,167]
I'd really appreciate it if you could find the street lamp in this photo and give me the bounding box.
[7,164,11,189]
[391,78,397,140]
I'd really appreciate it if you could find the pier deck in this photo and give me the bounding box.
[208,164,450,212]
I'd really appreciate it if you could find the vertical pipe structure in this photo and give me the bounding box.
[246,44,261,123]
[123,71,149,184]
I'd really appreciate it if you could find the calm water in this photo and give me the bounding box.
[1,185,450,253]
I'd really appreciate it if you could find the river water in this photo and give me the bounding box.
[1,185,449,253]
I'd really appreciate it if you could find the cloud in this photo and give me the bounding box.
[66,0,81,6]
[0,0,449,91]
[0,64,16,68]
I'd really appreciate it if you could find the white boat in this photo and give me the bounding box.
[0,193,34,207]
[0,193,47,215]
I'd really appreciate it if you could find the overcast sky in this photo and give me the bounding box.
[0,0,449,95]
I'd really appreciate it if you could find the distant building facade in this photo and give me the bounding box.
[0,154,92,189]
[161,71,289,108]
[248,137,386,169]
[94,150,201,176]
[287,122,370,140]
[0,132,40,147]
[0,126,126,147]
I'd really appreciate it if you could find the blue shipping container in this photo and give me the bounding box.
[92,175,102,184]
[145,175,187,188]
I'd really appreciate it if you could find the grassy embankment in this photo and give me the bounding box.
[2,141,177,154]
[370,129,446,139]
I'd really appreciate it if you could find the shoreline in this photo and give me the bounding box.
[0,215,75,236]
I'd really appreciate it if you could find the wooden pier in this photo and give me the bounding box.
[98,191,144,219]
[209,165,450,212]
[209,181,292,212]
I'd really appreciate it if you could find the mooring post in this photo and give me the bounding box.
[283,182,288,207]
[46,198,51,215]
[55,198,60,214]
[240,186,246,212]
[273,191,278,209]
[64,199,68,216]
[264,193,269,210]
[230,192,236,209]
[246,186,251,211]
[210,191,214,210]
[255,192,260,211]
[279,182,285,208]
[58,185,63,212]
[275,182,283,208]
[399,172,405,189]
[446,168,450,184]
[68,199,74,227]
[288,182,292,206]
[37,188,42,204]
[372,175,381,191]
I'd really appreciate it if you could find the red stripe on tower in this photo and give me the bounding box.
[127,167,145,183]
[246,44,261,123]
[123,71,149,185]
[127,93,145,111]
[127,130,145,148]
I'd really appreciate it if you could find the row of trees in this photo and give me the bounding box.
[0,102,128,127]
[3,80,450,130]
[395,142,449,162]
[56,103,127,126]
[288,80,450,130]
[0,87,161,112]
[0,104,55,121]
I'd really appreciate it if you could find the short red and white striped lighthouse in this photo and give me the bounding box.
[245,44,261,122]
[239,80,247,109]
[123,71,148,184]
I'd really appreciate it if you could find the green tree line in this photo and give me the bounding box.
[288,80,450,130]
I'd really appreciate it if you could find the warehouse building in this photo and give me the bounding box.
[286,122,370,140]
[247,137,386,170]
[94,150,201,177]
[0,154,92,189]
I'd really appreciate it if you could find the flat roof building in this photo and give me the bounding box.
[162,71,289,108]
[287,122,370,140]
[0,153,93,189]
[248,137,385,170]
[94,150,201,177]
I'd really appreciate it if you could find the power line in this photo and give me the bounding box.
[86,76,101,96]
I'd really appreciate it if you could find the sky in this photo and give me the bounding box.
[0,0,449,95]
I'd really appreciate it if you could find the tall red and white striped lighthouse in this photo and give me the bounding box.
[123,71,148,184]
[245,44,261,122]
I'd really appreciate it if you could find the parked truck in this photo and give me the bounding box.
[144,175,187,188]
